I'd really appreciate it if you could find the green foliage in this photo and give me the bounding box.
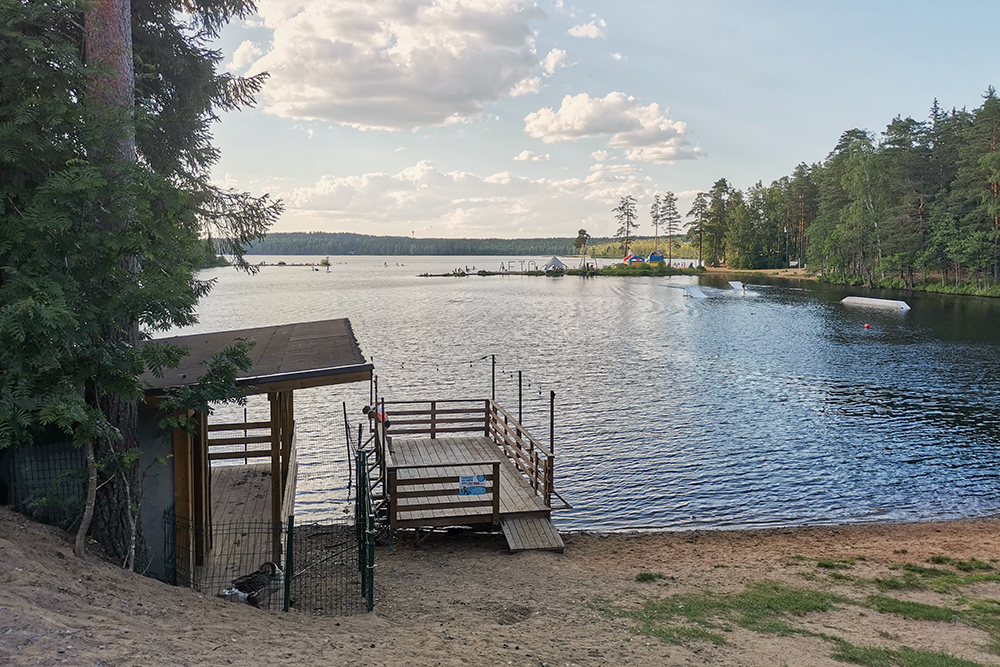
[595,262,701,277]
[831,640,985,667]
[613,195,640,254]
[0,0,279,568]
[0,0,278,448]
[156,342,254,434]
[635,571,666,582]
[600,581,843,646]
[867,595,959,622]
[249,231,593,256]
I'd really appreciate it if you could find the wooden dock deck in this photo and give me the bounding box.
[375,399,565,551]
[388,436,549,524]
[193,464,280,602]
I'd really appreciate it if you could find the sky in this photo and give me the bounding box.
[209,0,1000,240]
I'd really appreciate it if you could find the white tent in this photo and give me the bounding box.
[543,256,567,271]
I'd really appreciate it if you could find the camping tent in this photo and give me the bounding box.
[543,256,567,271]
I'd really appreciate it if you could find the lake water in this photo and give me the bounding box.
[165,256,1000,532]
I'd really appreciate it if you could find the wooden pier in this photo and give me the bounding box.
[372,399,565,552]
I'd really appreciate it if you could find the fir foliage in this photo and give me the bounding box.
[0,0,280,569]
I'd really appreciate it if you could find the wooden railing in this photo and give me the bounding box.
[387,461,501,529]
[381,399,489,438]
[206,420,273,462]
[280,429,298,521]
[381,398,554,507]
[487,401,554,506]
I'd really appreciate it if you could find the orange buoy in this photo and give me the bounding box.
[864,323,871,329]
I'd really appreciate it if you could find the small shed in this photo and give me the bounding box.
[139,318,373,584]
[543,256,566,272]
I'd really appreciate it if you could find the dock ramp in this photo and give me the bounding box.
[501,516,565,552]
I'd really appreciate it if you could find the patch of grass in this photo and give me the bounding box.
[875,572,927,591]
[867,595,959,622]
[892,563,954,578]
[871,560,1000,594]
[928,556,994,572]
[635,571,666,583]
[831,640,985,667]
[641,624,726,646]
[963,599,1000,654]
[599,581,843,647]
[828,571,858,583]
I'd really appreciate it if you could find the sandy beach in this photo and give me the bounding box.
[4,506,1000,666]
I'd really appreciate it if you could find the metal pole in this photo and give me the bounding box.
[491,354,496,401]
[549,390,555,453]
[283,514,294,612]
[343,402,352,496]
[518,370,522,424]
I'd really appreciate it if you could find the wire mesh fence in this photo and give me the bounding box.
[0,441,84,526]
[162,449,376,615]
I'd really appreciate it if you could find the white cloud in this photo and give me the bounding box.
[227,40,263,72]
[590,150,610,161]
[514,150,550,161]
[568,17,606,39]
[510,77,542,97]
[275,160,649,236]
[523,92,703,163]
[540,48,567,75]
[610,52,623,60]
[249,0,547,130]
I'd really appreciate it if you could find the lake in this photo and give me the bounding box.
[165,256,1000,532]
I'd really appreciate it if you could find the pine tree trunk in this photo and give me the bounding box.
[84,0,146,571]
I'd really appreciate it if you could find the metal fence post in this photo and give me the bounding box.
[283,515,294,612]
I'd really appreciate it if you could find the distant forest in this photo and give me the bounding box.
[693,88,1000,293]
[247,232,618,256]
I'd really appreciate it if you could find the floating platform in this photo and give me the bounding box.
[841,296,911,311]
[373,399,566,552]
[684,285,708,299]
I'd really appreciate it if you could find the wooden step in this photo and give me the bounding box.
[501,516,564,552]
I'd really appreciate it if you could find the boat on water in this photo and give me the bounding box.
[841,296,910,311]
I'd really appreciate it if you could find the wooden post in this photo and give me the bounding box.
[269,392,282,563]
[388,468,398,529]
[518,370,522,425]
[172,423,193,587]
[430,400,437,439]
[491,354,495,400]
[484,399,491,438]
[491,462,500,524]
[192,412,210,565]
[549,390,555,454]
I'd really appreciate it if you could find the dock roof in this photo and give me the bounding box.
[142,318,373,395]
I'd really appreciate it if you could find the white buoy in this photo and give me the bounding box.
[841,296,910,311]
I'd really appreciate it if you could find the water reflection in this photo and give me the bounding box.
[170,257,1000,530]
